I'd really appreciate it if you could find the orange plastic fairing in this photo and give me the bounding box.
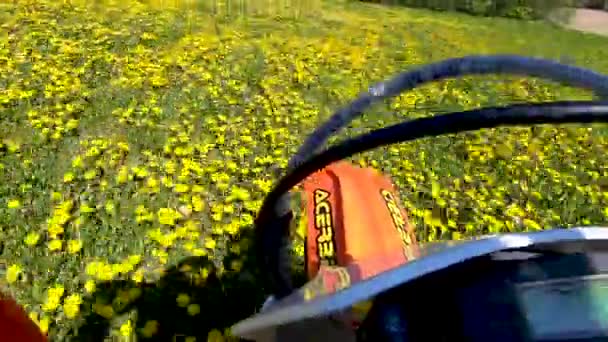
[301,161,419,280]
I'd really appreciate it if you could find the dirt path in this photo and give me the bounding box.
[549,8,608,37]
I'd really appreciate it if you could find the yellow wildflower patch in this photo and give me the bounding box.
[1,0,607,340]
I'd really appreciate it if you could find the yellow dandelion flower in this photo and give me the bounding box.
[146,176,159,189]
[24,232,40,246]
[51,192,62,201]
[164,160,176,174]
[80,203,95,213]
[84,169,97,180]
[6,264,22,283]
[127,255,142,265]
[38,316,50,334]
[175,226,188,238]
[84,279,96,293]
[204,237,216,250]
[207,329,225,342]
[42,286,64,312]
[135,167,149,179]
[136,212,154,223]
[117,142,129,152]
[174,183,189,193]
[158,234,175,248]
[134,205,148,216]
[86,146,100,158]
[47,222,65,238]
[156,249,168,264]
[211,211,222,222]
[192,248,206,256]
[523,218,541,230]
[66,118,79,130]
[63,172,75,183]
[57,200,74,213]
[72,156,83,168]
[141,320,159,338]
[116,166,129,184]
[192,195,205,212]
[85,261,103,276]
[63,294,82,319]
[161,176,173,188]
[132,269,144,283]
[105,200,115,214]
[7,199,20,209]
[157,208,182,226]
[187,303,200,316]
[49,286,65,298]
[68,239,83,254]
[4,139,19,152]
[120,319,133,337]
[48,239,63,252]
[176,293,190,307]
[112,263,128,276]
[98,263,114,281]
[100,179,109,190]
[200,268,210,280]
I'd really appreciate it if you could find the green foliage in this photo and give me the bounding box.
[1,0,608,340]
[360,0,573,19]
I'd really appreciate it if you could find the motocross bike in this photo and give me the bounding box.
[230,55,608,342]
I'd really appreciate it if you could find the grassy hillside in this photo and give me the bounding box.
[1,0,608,340]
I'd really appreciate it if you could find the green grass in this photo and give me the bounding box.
[1,0,608,340]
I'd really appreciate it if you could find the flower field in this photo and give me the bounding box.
[1,0,608,340]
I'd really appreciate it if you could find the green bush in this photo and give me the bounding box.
[360,0,574,19]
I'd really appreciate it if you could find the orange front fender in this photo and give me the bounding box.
[302,161,419,280]
[0,295,47,342]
